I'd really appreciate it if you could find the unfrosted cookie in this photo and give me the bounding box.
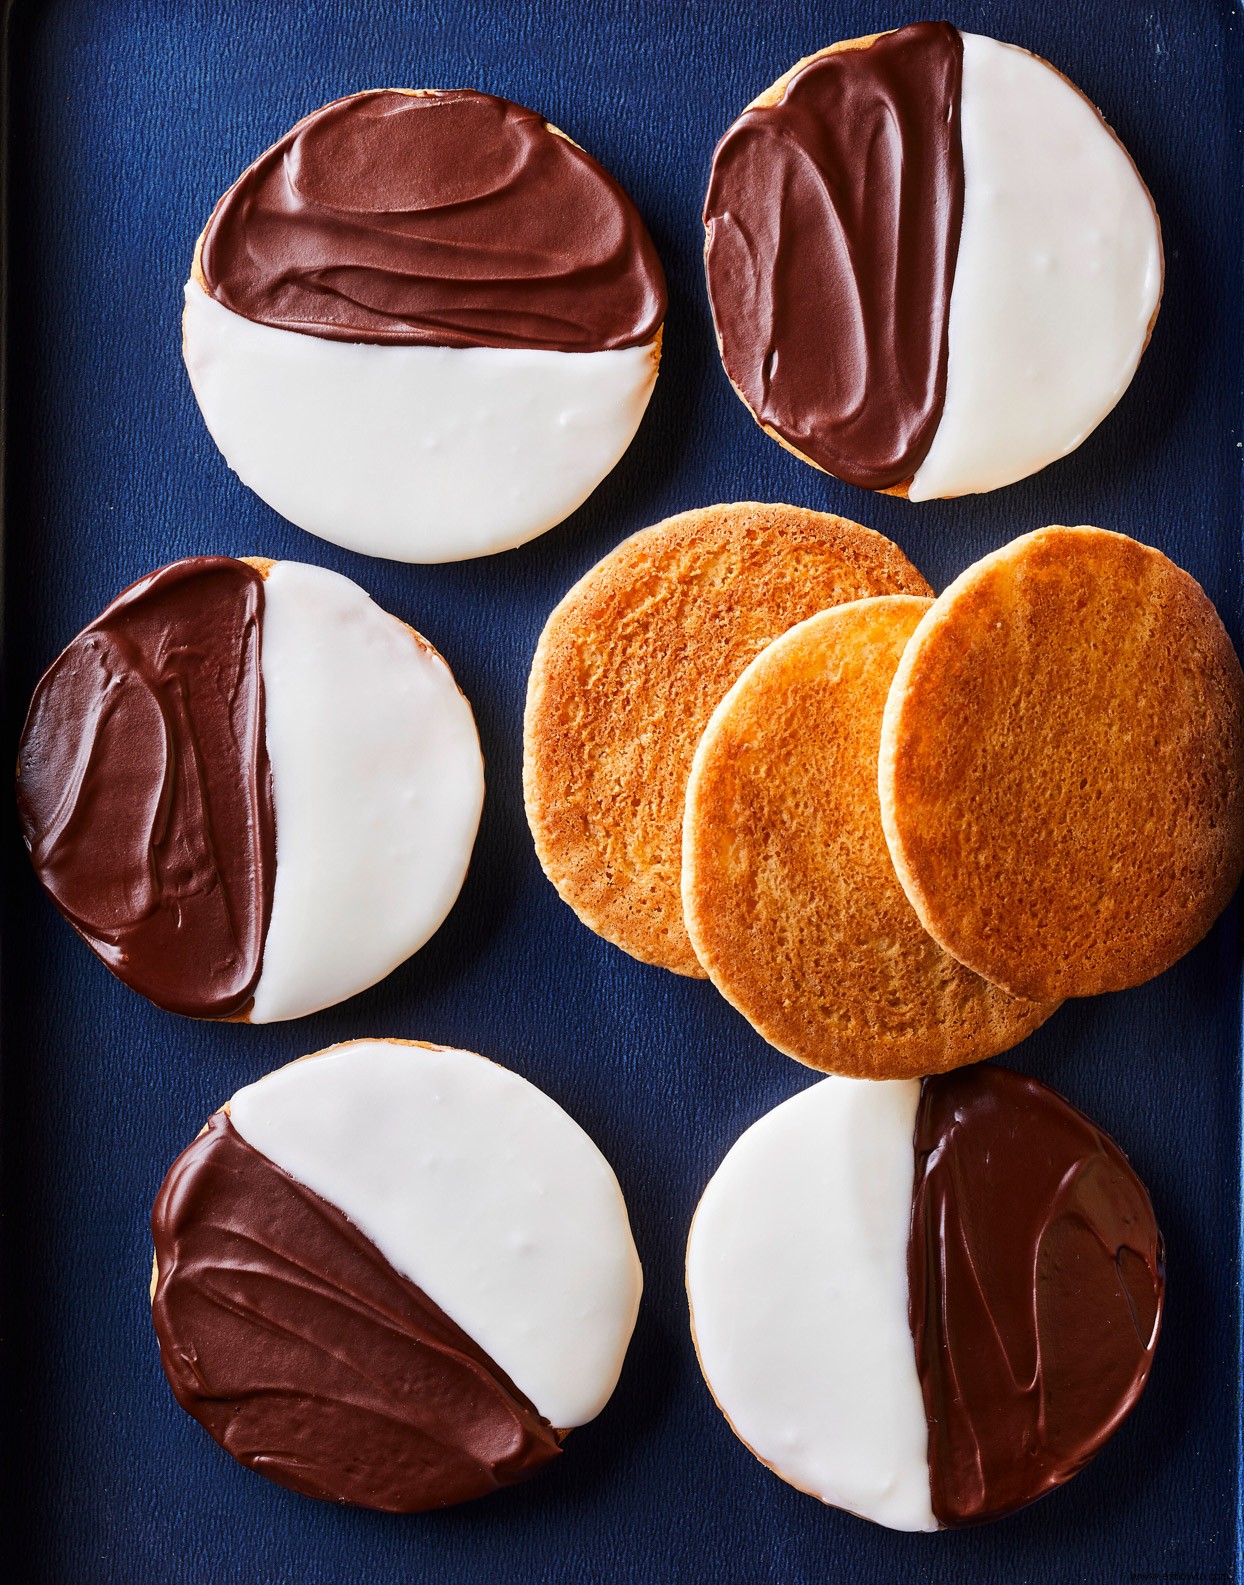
[151,1039,642,1510]
[704,23,1162,497]
[681,596,1052,1075]
[184,89,666,562]
[16,557,483,1020]
[879,526,1244,1001]
[523,503,930,976]
[686,1065,1163,1529]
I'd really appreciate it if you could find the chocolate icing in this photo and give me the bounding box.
[703,23,964,490]
[909,1066,1164,1527]
[15,558,274,1019]
[151,1112,562,1510]
[199,89,667,352]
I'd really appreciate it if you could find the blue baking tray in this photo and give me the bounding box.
[3,1,1241,1580]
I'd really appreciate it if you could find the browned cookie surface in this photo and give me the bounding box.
[523,503,930,976]
[879,525,1244,1000]
[682,597,1053,1076]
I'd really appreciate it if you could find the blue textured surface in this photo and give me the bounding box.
[2,1,1242,1581]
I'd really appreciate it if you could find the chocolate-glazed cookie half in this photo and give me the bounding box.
[705,24,964,493]
[15,558,274,1019]
[198,89,666,352]
[686,1065,1163,1529]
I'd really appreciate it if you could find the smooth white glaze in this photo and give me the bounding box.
[182,283,658,563]
[686,1076,936,1531]
[909,33,1162,500]
[248,561,483,1023]
[228,1039,643,1429]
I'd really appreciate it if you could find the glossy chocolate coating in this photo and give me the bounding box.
[15,558,274,1019]
[199,89,667,351]
[909,1066,1164,1527]
[151,1113,562,1511]
[703,23,964,490]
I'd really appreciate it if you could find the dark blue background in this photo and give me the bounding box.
[3,2,1241,1581]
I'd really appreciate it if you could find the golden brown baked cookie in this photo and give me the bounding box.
[681,596,1054,1076]
[879,526,1244,1001]
[523,503,931,975]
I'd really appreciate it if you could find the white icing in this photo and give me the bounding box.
[909,33,1162,500]
[228,1039,643,1429]
[182,284,658,563]
[686,1076,936,1531]
[248,561,483,1023]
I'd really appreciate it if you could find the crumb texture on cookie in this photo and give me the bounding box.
[681,596,1053,1074]
[705,24,964,490]
[15,557,275,1019]
[879,526,1244,1000]
[199,89,667,351]
[523,503,931,976]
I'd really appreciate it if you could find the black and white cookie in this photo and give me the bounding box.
[184,90,667,561]
[704,23,1162,496]
[16,557,483,1021]
[687,1066,1163,1529]
[151,1039,643,1510]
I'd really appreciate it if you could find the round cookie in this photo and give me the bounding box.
[686,1065,1164,1530]
[704,23,1162,497]
[878,526,1244,1001]
[16,557,483,1021]
[184,89,666,562]
[681,597,1052,1076]
[150,1038,642,1510]
[523,503,930,976]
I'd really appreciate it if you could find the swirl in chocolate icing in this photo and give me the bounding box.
[151,1112,562,1510]
[198,89,667,352]
[909,1066,1164,1527]
[703,23,964,490]
[15,558,274,1019]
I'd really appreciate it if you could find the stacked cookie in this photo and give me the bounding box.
[526,512,1244,1075]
